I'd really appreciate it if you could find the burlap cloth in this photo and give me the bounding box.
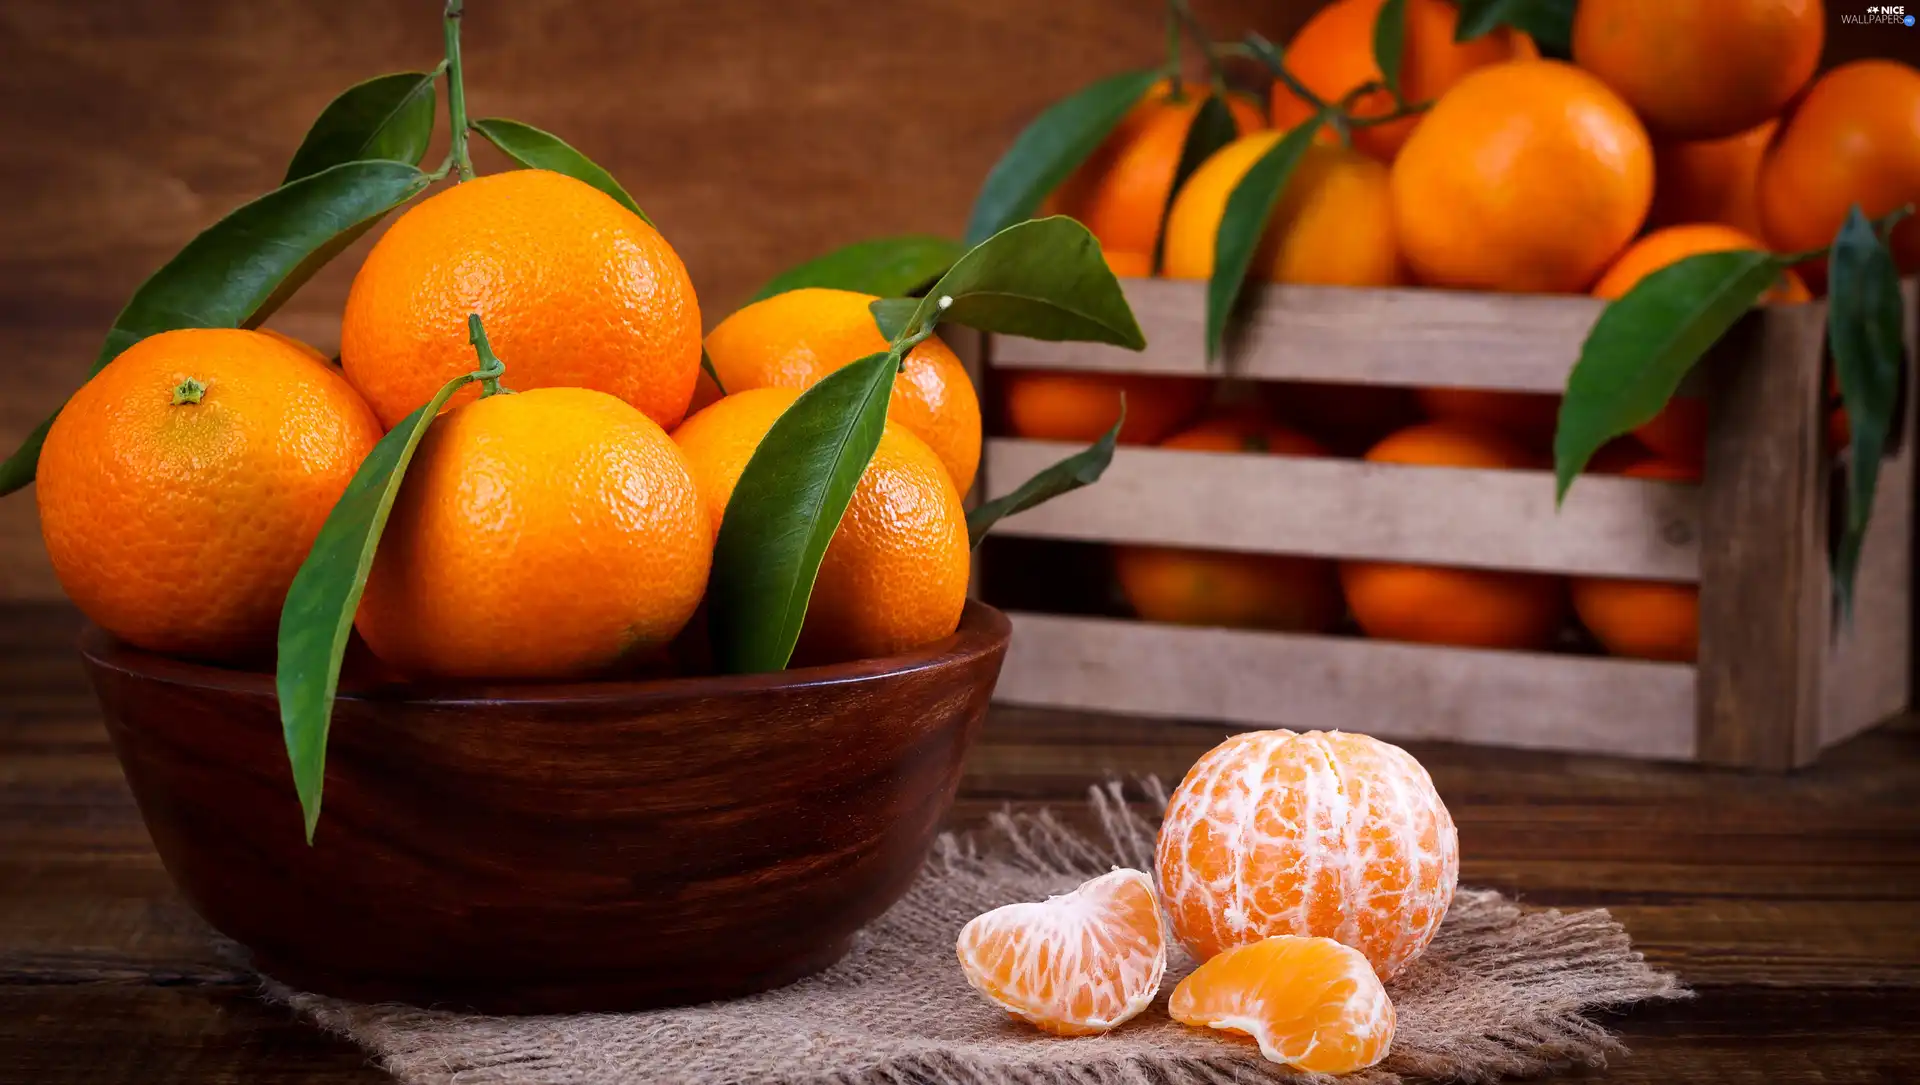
[264,782,1687,1084]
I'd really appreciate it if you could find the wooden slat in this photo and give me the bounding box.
[992,278,1606,391]
[984,439,1703,580]
[1695,300,1830,769]
[993,611,1699,760]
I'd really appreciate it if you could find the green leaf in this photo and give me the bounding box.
[901,216,1146,348]
[284,70,438,183]
[1454,0,1576,57]
[472,117,651,225]
[1373,0,1409,98]
[752,235,966,303]
[700,347,727,398]
[964,68,1162,246]
[0,160,431,497]
[1827,206,1908,615]
[1553,249,1788,501]
[277,368,474,842]
[967,412,1122,548]
[1152,94,1240,274]
[869,298,919,342]
[1205,117,1323,361]
[708,351,898,673]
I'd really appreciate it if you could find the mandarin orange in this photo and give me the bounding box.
[1571,459,1702,663]
[1051,81,1266,259]
[1170,935,1396,1074]
[1572,0,1822,140]
[1649,120,1777,237]
[355,387,710,679]
[1757,59,1920,278]
[999,370,1207,446]
[1339,421,1568,650]
[1157,728,1459,979]
[1390,60,1652,293]
[1415,388,1560,448]
[955,868,1167,1036]
[37,329,381,662]
[1162,135,1403,287]
[1270,0,1535,161]
[672,388,970,664]
[341,169,701,431]
[703,287,982,492]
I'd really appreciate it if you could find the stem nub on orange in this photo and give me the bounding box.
[1162,134,1403,288]
[1050,79,1266,267]
[1269,0,1536,162]
[1338,421,1568,650]
[703,287,982,493]
[672,388,970,665]
[341,169,703,433]
[37,329,382,662]
[355,387,711,680]
[1571,458,1701,663]
[1572,0,1822,141]
[1757,59,1920,280]
[1390,60,1652,294]
[1113,412,1342,634]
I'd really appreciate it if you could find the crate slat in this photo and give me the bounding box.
[994,612,1698,760]
[992,278,1609,392]
[984,439,1701,580]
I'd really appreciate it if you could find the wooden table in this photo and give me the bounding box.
[3,602,1917,1083]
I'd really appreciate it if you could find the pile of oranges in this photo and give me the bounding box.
[34,168,981,680]
[1001,0,1919,665]
[956,727,1454,1073]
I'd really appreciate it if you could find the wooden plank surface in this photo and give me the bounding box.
[4,602,1920,1082]
[984,439,1704,580]
[992,610,1699,759]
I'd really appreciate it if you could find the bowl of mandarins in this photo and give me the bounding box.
[12,5,1142,1015]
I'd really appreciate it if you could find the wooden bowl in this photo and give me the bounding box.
[83,602,1010,1014]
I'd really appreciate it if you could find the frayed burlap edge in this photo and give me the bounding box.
[263,780,1688,1085]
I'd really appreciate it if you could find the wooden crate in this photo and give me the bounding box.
[975,278,1920,769]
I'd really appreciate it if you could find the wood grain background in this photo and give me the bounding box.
[1,0,1914,600]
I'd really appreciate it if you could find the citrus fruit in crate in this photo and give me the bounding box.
[674,387,969,664]
[1572,458,1702,663]
[999,370,1207,446]
[1049,79,1265,261]
[1572,0,1821,141]
[36,329,381,663]
[1415,388,1560,449]
[1114,414,1342,633]
[955,868,1166,1036]
[1648,120,1777,236]
[703,287,982,492]
[1269,0,1535,161]
[341,168,702,431]
[1339,421,1569,651]
[1592,223,1812,466]
[355,387,710,680]
[1163,135,1402,287]
[1158,728,1458,978]
[1264,381,1423,457]
[1169,934,1395,1074]
[1757,59,1920,278]
[1390,60,1652,293]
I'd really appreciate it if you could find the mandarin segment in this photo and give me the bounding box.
[955,868,1167,1036]
[36,329,381,662]
[1156,729,1458,980]
[703,287,981,493]
[354,387,711,680]
[1169,934,1395,1074]
[341,168,702,432]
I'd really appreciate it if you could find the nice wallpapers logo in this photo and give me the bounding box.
[1844,5,1915,25]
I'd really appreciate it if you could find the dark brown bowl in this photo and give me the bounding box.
[82,601,1010,1014]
